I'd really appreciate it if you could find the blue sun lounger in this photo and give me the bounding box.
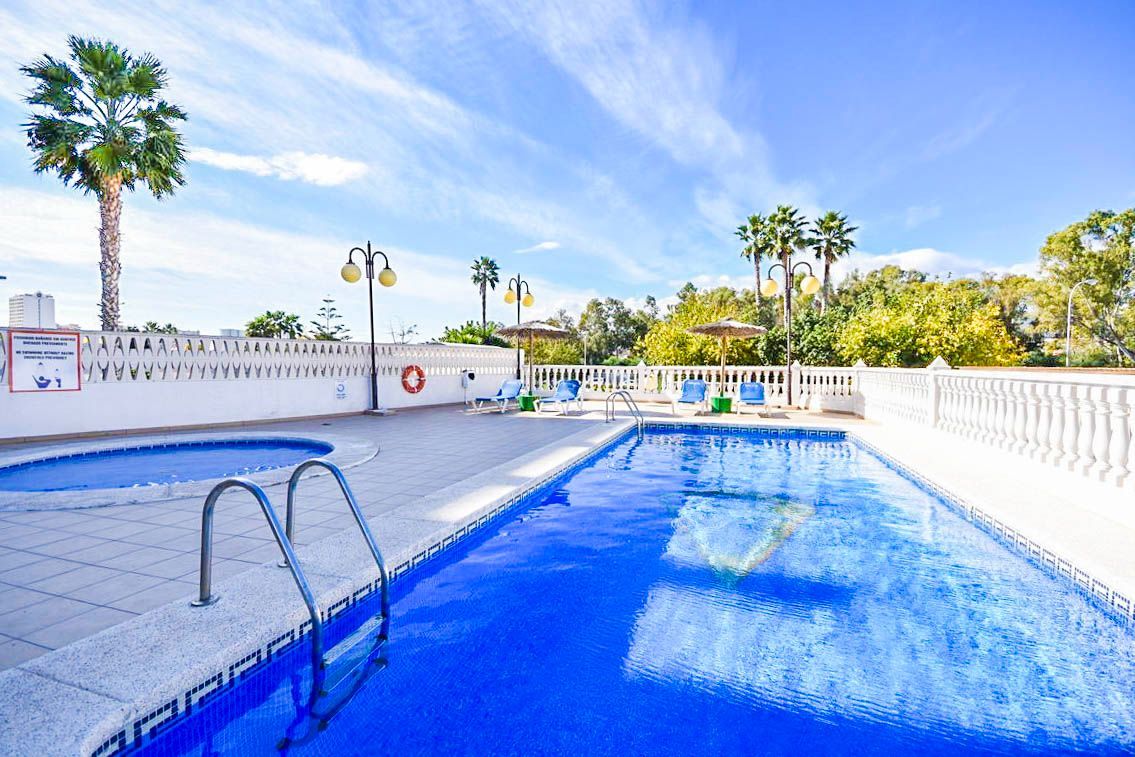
[735,381,768,416]
[670,379,708,415]
[536,379,583,415]
[475,379,524,413]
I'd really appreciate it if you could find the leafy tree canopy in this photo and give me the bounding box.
[245,311,304,339]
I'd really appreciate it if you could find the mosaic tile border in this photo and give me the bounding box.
[91,425,636,757]
[90,420,1129,755]
[847,434,1135,624]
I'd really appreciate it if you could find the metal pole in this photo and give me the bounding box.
[367,251,378,410]
[784,249,793,407]
[516,272,523,380]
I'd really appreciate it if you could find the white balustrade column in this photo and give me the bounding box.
[1106,386,1131,487]
[1023,382,1041,459]
[1089,385,1113,481]
[1075,386,1096,475]
[1033,382,1052,462]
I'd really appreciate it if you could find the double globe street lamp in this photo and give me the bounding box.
[341,241,397,412]
[504,274,535,380]
[761,261,822,407]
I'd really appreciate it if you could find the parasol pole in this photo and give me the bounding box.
[720,335,728,398]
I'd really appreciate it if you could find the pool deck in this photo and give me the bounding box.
[2,401,1135,754]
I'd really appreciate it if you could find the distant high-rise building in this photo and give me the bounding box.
[9,292,56,329]
[219,328,244,337]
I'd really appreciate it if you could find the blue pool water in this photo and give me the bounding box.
[139,428,1135,755]
[0,438,332,492]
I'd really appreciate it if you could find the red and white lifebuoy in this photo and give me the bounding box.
[401,364,426,394]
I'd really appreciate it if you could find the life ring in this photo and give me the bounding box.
[401,364,426,394]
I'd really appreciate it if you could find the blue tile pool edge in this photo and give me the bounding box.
[86,421,1131,756]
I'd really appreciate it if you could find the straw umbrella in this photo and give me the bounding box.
[687,318,767,398]
[496,320,572,394]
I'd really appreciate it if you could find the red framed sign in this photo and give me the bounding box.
[6,330,82,393]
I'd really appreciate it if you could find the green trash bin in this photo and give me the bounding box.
[711,396,732,414]
[517,394,537,412]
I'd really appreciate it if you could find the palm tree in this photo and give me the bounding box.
[735,213,772,303]
[810,211,858,312]
[765,205,814,323]
[21,36,188,331]
[470,256,500,328]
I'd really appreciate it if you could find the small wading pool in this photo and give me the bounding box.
[0,438,333,492]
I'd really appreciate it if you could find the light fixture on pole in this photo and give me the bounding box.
[504,274,534,379]
[1065,278,1098,368]
[762,261,821,406]
[341,241,397,411]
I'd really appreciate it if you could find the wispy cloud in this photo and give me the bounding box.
[514,241,561,254]
[0,187,599,336]
[191,148,368,186]
[904,205,941,229]
[834,248,1036,282]
[922,109,999,161]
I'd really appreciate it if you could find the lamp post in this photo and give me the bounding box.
[1065,278,1098,368]
[504,274,534,379]
[340,242,397,411]
[761,260,821,406]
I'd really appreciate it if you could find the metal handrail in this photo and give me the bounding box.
[606,390,644,430]
[191,478,324,673]
[282,460,390,643]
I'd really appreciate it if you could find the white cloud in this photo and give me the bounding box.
[190,148,369,187]
[904,205,941,229]
[834,248,1037,283]
[0,187,597,338]
[514,241,561,254]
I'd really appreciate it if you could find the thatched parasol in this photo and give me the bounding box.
[687,318,767,396]
[497,320,572,391]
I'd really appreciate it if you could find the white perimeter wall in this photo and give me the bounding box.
[0,330,518,440]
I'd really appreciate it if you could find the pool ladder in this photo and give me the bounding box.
[605,390,645,433]
[190,460,389,698]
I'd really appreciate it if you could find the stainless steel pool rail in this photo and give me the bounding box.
[281,459,390,644]
[190,461,391,683]
[190,478,325,673]
[605,390,645,431]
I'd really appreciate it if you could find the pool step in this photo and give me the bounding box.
[320,612,388,695]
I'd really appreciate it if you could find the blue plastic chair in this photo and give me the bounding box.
[670,379,708,415]
[475,379,524,413]
[536,380,583,415]
[736,381,768,416]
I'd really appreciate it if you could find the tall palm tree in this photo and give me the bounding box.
[735,213,772,303]
[810,211,858,312]
[22,36,188,330]
[765,205,814,322]
[470,256,500,328]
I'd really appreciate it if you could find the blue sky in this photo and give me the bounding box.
[1,0,1132,338]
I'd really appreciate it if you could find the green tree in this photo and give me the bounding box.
[810,211,858,312]
[22,36,188,330]
[577,297,645,362]
[1037,209,1135,362]
[310,297,349,341]
[246,311,304,339]
[837,279,1022,367]
[765,205,814,325]
[440,320,509,347]
[470,256,500,329]
[735,213,772,303]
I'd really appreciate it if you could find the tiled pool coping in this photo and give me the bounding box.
[0,432,378,510]
[1,419,1131,756]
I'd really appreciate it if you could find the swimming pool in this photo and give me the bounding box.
[0,438,332,492]
[136,426,1135,754]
